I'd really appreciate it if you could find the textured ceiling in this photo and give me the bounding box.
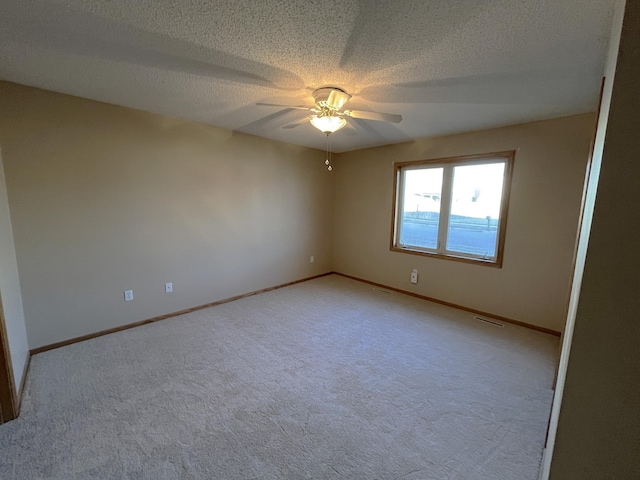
[0,0,614,152]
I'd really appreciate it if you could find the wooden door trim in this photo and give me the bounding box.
[0,290,18,423]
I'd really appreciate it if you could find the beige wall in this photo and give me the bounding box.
[0,81,597,350]
[547,1,640,477]
[0,82,334,349]
[0,149,29,394]
[333,114,595,333]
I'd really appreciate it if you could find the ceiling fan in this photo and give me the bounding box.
[257,87,402,134]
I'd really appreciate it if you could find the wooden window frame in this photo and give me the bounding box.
[390,151,515,268]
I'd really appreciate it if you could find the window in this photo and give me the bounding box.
[391,151,514,267]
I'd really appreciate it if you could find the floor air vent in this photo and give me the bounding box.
[373,287,392,294]
[473,315,504,327]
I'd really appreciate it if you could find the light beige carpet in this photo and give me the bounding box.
[0,274,558,479]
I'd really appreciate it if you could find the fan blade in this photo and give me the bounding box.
[344,109,402,123]
[282,117,311,129]
[257,103,312,111]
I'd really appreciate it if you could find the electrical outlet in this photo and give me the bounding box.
[410,269,418,284]
[165,282,173,293]
[310,256,315,263]
[124,290,134,301]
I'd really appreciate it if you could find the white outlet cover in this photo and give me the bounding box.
[165,282,173,293]
[124,290,133,301]
[310,256,315,263]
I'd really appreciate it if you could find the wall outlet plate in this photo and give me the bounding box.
[165,282,173,293]
[124,290,134,301]
[410,269,418,284]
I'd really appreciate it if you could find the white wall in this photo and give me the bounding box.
[333,115,595,333]
[0,82,334,350]
[0,148,29,394]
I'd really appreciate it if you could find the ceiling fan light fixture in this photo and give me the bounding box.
[310,115,346,134]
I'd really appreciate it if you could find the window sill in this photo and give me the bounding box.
[390,245,503,268]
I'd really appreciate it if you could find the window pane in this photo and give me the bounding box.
[399,168,443,249]
[446,163,505,258]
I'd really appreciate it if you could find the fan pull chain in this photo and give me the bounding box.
[325,133,333,171]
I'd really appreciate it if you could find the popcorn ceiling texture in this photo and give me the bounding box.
[0,0,614,151]
[0,275,558,479]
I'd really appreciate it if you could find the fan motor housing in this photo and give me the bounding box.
[313,87,352,110]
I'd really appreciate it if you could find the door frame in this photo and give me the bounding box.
[0,290,18,423]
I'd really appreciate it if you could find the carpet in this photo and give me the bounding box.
[0,274,558,479]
